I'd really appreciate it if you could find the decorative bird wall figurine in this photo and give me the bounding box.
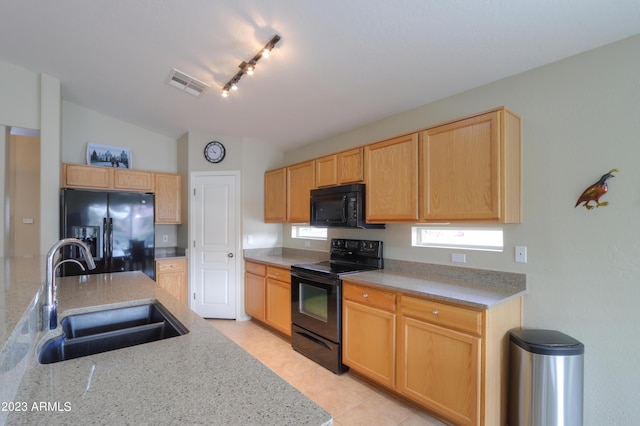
[575,168,619,209]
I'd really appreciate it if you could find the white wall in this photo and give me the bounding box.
[0,60,60,254]
[175,131,284,250]
[283,34,640,424]
[62,101,178,173]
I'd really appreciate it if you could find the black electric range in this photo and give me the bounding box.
[291,238,384,278]
[290,238,383,374]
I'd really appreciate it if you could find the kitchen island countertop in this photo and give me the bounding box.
[3,265,331,425]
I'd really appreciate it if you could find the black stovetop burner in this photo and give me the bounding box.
[291,238,383,278]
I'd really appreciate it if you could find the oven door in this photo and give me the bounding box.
[290,270,341,343]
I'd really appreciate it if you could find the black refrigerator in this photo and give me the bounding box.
[60,189,155,279]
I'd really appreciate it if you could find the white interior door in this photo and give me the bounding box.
[191,172,239,318]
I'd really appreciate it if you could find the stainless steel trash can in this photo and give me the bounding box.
[508,329,584,426]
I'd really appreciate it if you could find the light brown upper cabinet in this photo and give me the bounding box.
[287,160,315,223]
[420,108,521,223]
[155,173,182,224]
[315,147,364,188]
[315,154,338,188]
[364,134,419,222]
[62,163,114,190]
[114,169,154,192]
[338,147,364,184]
[264,167,287,223]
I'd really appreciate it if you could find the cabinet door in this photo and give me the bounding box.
[421,108,521,223]
[343,299,396,388]
[338,147,364,184]
[245,272,266,321]
[397,315,481,426]
[287,161,315,223]
[266,278,291,336]
[114,169,154,192]
[62,164,113,189]
[155,173,182,224]
[364,134,419,222]
[264,168,287,223]
[421,111,500,221]
[315,154,338,188]
[155,259,187,304]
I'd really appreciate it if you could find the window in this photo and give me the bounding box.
[412,226,503,251]
[291,226,328,240]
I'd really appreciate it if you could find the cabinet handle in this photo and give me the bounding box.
[227,253,234,258]
[363,293,369,298]
[432,310,439,315]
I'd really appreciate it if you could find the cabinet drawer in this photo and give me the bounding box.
[344,282,396,313]
[156,259,185,273]
[245,261,266,276]
[399,295,482,336]
[266,266,290,284]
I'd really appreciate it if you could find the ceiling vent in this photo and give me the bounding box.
[166,69,209,97]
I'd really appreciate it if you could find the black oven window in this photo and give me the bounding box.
[299,283,328,322]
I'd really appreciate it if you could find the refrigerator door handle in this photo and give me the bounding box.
[108,217,114,271]
[103,217,109,267]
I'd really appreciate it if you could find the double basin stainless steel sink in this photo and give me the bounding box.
[38,302,188,364]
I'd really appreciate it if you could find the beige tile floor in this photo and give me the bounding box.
[207,319,447,426]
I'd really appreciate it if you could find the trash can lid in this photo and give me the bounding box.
[510,329,584,356]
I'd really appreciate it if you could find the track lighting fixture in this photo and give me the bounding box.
[221,34,281,97]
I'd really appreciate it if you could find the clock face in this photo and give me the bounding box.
[204,141,225,163]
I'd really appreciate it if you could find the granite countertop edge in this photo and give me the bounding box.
[154,246,187,260]
[244,248,527,309]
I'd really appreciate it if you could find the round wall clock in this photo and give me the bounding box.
[204,141,226,163]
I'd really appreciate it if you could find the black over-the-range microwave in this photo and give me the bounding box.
[309,183,385,229]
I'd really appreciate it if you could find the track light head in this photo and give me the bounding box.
[221,34,281,97]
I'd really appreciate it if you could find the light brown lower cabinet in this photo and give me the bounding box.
[342,282,396,388]
[245,261,267,322]
[244,261,291,337]
[155,258,187,305]
[342,280,522,426]
[265,266,291,337]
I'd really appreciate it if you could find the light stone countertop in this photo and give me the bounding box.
[342,269,525,309]
[243,247,328,269]
[244,248,527,309]
[1,259,332,426]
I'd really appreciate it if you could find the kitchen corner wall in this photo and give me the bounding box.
[175,131,284,250]
[0,61,60,254]
[61,102,178,172]
[283,34,640,424]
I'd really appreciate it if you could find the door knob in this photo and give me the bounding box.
[227,253,234,258]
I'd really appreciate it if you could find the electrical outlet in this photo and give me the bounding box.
[515,246,527,263]
[451,253,466,263]
[162,234,169,243]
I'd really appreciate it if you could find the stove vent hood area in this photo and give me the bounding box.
[310,184,385,229]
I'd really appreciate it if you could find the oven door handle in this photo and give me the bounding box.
[295,330,332,351]
[290,270,338,286]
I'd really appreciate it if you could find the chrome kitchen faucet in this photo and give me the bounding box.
[41,238,96,331]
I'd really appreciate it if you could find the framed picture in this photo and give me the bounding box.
[86,143,132,168]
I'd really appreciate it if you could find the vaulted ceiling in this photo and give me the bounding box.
[1,1,639,150]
